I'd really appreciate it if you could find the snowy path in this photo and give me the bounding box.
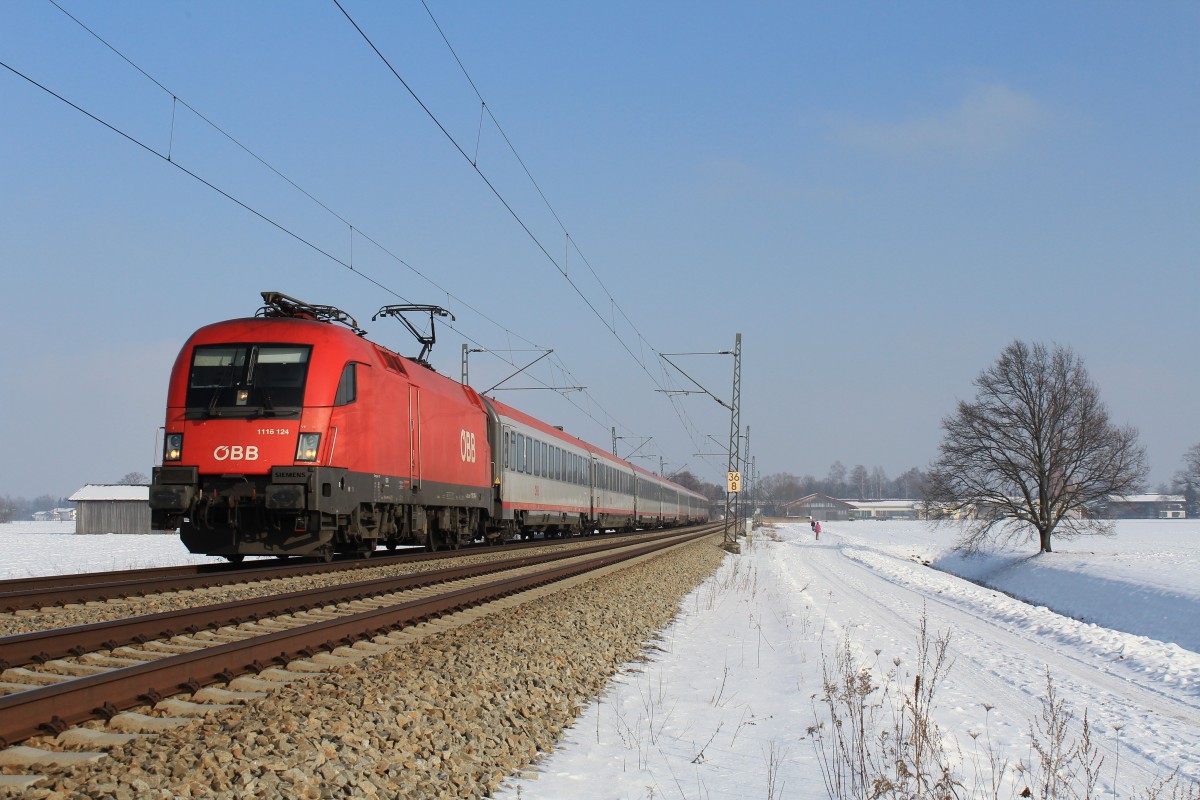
[795,530,1199,789]
[501,522,1200,799]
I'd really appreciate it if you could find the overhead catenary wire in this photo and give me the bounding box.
[332,2,697,399]
[11,1,726,477]
[345,0,718,465]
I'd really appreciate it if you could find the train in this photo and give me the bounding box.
[149,292,710,560]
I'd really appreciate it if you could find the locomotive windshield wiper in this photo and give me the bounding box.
[206,388,223,418]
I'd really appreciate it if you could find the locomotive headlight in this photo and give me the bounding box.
[164,433,183,462]
[295,432,321,462]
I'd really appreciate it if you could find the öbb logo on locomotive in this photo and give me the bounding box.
[460,430,477,463]
[213,445,260,462]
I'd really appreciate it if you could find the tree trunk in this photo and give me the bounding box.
[1039,527,1053,553]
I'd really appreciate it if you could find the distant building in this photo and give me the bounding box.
[848,500,919,520]
[68,484,152,534]
[781,493,856,521]
[32,508,76,522]
[1105,494,1187,519]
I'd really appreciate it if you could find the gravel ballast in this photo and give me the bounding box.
[4,536,727,798]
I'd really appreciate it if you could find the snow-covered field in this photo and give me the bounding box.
[2,519,1197,797]
[0,521,229,578]
[497,519,1200,799]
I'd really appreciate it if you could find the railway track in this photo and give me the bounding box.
[0,529,657,612]
[0,524,720,752]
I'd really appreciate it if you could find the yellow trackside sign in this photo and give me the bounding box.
[727,471,742,493]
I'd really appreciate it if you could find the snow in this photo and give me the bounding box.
[2,519,1197,796]
[67,484,150,502]
[0,521,228,578]
[496,519,1200,798]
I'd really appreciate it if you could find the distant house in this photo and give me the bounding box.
[1105,494,1187,519]
[32,508,76,522]
[68,484,152,534]
[781,493,856,521]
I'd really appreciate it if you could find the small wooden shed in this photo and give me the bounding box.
[68,484,152,534]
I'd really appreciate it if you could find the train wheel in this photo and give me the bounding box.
[224,554,244,564]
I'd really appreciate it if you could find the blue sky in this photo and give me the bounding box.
[2,1,1196,499]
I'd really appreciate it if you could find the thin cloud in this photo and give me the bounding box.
[837,84,1046,160]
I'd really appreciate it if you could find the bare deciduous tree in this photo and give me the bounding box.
[0,495,15,524]
[926,340,1146,553]
[849,464,868,500]
[760,472,805,509]
[1174,442,1200,517]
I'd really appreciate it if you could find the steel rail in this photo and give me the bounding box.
[0,550,428,610]
[0,527,714,670]
[0,527,718,748]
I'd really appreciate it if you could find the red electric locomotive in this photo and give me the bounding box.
[150,292,709,560]
[150,293,492,560]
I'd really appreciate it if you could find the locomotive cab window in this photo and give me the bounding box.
[186,344,311,418]
[334,363,358,406]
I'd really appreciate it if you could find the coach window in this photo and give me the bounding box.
[525,436,533,474]
[517,433,525,472]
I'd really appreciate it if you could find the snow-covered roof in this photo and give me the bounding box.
[68,484,149,502]
[1109,494,1185,504]
[847,499,919,510]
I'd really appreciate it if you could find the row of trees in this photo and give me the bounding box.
[0,494,73,523]
[756,465,928,508]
